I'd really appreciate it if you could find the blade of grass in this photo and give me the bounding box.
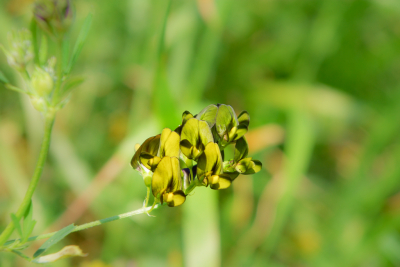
[261,109,315,258]
[66,13,93,74]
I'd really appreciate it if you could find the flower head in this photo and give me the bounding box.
[130,104,262,209]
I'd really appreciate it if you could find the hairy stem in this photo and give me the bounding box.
[4,204,161,246]
[0,115,55,246]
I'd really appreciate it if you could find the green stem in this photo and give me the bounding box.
[5,84,28,95]
[0,115,55,246]
[52,38,64,105]
[144,187,150,207]
[184,179,199,195]
[4,204,161,246]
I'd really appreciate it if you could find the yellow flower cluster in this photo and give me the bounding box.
[131,104,262,208]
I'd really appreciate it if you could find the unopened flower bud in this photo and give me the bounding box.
[143,175,152,187]
[30,96,47,112]
[31,66,54,96]
[34,0,73,35]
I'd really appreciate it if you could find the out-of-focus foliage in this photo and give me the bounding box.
[1,0,400,266]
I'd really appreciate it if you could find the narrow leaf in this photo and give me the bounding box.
[62,33,70,73]
[22,220,36,243]
[33,224,75,258]
[62,76,85,95]
[22,201,36,242]
[39,34,47,65]
[30,18,40,65]
[10,249,32,262]
[0,70,9,84]
[10,213,23,238]
[66,13,93,74]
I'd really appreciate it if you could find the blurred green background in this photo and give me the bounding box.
[1,0,400,266]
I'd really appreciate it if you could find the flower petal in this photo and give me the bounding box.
[159,128,180,158]
[197,142,222,181]
[234,137,249,162]
[152,157,173,199]
[215,104,238,138]
[210,174,232,190]
[196,104,218,127]
[167,190,186,207]
[237,110,250,128]
[130,135,160,170]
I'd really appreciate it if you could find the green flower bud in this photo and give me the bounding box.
[31,66,54,96]
[30,96,47,112]
[235,157,262,175]
[143,175,152,187]
[34,0,73,35]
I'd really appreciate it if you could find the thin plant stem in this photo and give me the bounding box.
[184,179,200,195]
[0,115,55,246]
[52,39,64,105]
[4,204,161,246]
[144,187,150,208]
[5,84,28,95]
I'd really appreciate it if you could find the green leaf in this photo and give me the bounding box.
[10,249,32,262]
[22,201,36,242]
[10,213,23,238]
[62,76,85,95]
[62,33,70,73]
[0,70,9,84]
[33,224,75,258]
[22,220,36,243]
[30,18,40,65]
[39,34,47,65]
[66,13,93,74]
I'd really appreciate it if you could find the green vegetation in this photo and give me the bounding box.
[1,0,400,266]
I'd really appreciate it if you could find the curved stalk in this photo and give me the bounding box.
[4,204,161,246]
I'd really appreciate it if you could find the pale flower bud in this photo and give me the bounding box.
[30,96,47,112]
[0,29,34,72]
[31,66,54,96]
